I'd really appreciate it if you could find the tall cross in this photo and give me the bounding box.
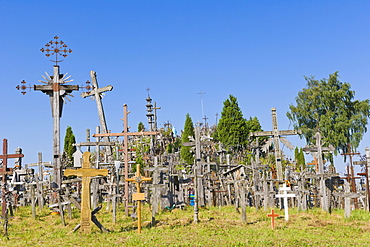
[0,139,24,234]
[64,152,108,233]
[275,183,296,221]
[126,163,152,233]
[81,71,113,158]
[93,104,158,216]
[249,108,301,181]
[17,36,79,190]
[303,132,335,212]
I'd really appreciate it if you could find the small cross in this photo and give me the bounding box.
[126,163,152,233]
[64,152,108,233]
[267,209,280,230]
[275,183,296,221]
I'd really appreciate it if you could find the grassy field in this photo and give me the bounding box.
[0,203,369,246]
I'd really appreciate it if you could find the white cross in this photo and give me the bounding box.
[275,183,296,221]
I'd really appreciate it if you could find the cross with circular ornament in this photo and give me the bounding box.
[40,35,72,65]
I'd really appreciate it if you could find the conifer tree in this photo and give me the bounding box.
[181,113,195,165]
[63,126,76,167]
[138,122,145,132]
[216,95,248,150]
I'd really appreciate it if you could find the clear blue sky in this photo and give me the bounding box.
[0,1,369,175]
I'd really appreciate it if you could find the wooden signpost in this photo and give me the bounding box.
[126,163,152,233]
[64,152,108,233]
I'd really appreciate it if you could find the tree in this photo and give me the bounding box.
[294,147,306,171]
[63,126,76,167]
[181,113,195,165]
[216,95,248,150]
[137,122,145,132]
[287,72,370,155]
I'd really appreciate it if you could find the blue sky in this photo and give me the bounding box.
[0,1,369,175]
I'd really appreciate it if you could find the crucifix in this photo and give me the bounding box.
[275,183,296,221]
[0,139,24,235]
[64,151,108,233]
[17,36,79,191]
[249,108,301,181]
[341,143,360,209]
[81,71,113,158]
[93,104,158,216]
[126,163,152,233]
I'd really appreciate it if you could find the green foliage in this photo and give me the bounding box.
[216,95,248,150]
[287,72,370,155]
[294,147,306,171]
[137,122,145,132]
[180,113,195,165]
[63,126,76,167]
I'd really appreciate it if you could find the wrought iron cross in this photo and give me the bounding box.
[40,35,72,65]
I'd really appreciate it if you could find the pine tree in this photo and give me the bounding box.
[138,122,145,132]
[181,113,195,165]
[63,126,76,167]
[216,95,248,150]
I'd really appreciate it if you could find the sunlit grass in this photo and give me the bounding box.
[0,203,369,246]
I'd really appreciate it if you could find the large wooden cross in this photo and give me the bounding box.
[81,71,113,157]
[126,163,152,233]
[249,108,301,181]
[64,152,108,233]
[92,103,158,216]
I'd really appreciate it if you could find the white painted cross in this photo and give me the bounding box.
[73,149,83,168]
[275,183,296,221]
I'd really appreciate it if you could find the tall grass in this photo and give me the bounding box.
[0,204,369,246]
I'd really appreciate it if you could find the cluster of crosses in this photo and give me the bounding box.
[1,36,368,235]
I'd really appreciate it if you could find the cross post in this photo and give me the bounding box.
[275,183,296,221]
[92,104,159,216]
[126,163,152,233]
[249,108,301,180]
[267,209,279,230]
[64,152,108,233]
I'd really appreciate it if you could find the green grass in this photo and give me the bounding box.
[0,204,369,246]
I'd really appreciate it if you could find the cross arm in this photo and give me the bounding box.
[64,168,108,177]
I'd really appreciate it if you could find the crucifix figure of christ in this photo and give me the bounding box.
[249,108,301,181]
[64,152,108,233]
[17,36,79,191]
[0,139,24,235]
[81,71,113,159]
[93,104,159,216]
[126,163,152,233]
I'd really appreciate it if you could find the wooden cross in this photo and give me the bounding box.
[64,152,108,233]
[33,65,79,190]
[249,108,301,180]
[275,183,296,221]
[92,103,158,216]
[0,139,24,235]
[126,163,152,233]
[267,209,279,230]
[81,71,113,157]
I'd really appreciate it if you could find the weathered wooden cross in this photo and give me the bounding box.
[126,163,152,233]
[275,183,296,221]
[64,151,108,233]
[92,104,158,216]
[81,71,113,158]
[18,36,79,191]
[249,108,301,181]
[303,132,335,212]
[267,209,280,230]
[0,139,24,235]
